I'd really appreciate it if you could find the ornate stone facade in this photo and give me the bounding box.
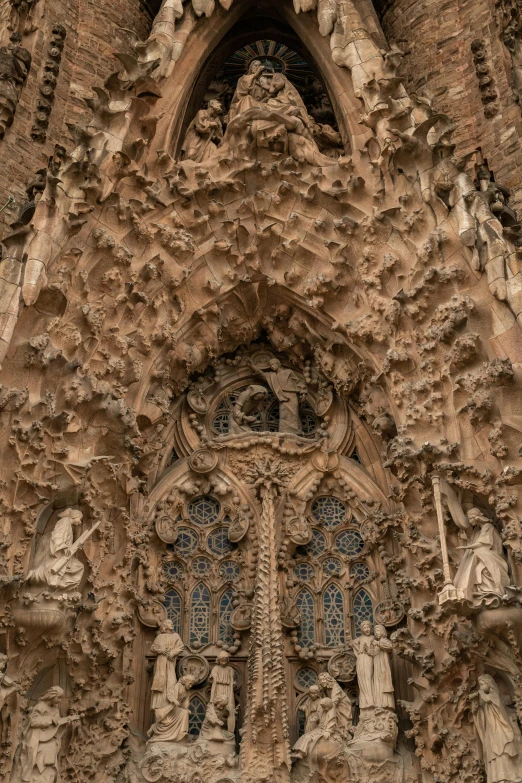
[0,2,521,783]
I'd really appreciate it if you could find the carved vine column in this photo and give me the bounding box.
[241,458,291,783]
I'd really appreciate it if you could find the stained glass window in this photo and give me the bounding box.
[189,696,206,736]
[212,406,230,435]
[334,529,364,556]
[296,667,317,690]
[189,583,211,646]
[312,496,346,529]
[353,589,373,637]
[219,560,241,581]
[300,404,318,437]
[172,526,198,556]
[164,589,182,634]
[322,557,343,576]
[191,557,212,576]
[351,562,370,582]
[323,583,345,647]
[296,529,326,558]
[163,561,183,581]
[294,562,314,582]
[296,589,316,647]
[208,527,232,555]
[188,495,220,526]
[218,588,235,644]
[297,707,306,737]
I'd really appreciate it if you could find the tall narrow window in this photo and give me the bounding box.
[219,587,235,644]
[190,582,211,646]
[296,589,315,647]
[164,589,182,634]
[353,588,373,636]
[323,583,345,647]
[189,696,206,736]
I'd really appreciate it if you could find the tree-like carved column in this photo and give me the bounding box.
[242,458,291,783]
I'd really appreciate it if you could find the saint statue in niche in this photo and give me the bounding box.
[150,619,184,714]
[470,674,522,783]
[249,358,307,435]
[350,621,394,711]
[26,509,85,590]
[18,686,82,783]
[147,674,196,744]
[453,508,511,606]
[180,99,223,162]
[209,651,236,732]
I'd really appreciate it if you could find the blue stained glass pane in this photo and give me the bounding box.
[312,496,346,529]
[322,557,342,576]
[208,527,232,555]
[298,708,306,737]
[296,529,326,558]
[190,583,211,646]
[352,562,370,582]
[296,589,316,647]
[300,405,318,437]
[353,589,373,637]
[189,696,206,736]
[219,560,241,581]
[296,667,317,690]
[192,556,212,575]
[163,561,183,581]
[218,588,235,644]
[294,562,314,582]
[188,495,221,526]
[173,526,198,556]
[323,583,345,648]
[164,589,182,634]
[334,529,364,556]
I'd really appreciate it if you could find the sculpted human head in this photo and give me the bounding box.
[59,508,83,526]
[248,59,263,75]
[374,624,387,640]
[159,618,174,634]
[360,620,373,636]
[208,99,222,115]
[467,508,490,527]
[181,674,196,689]
[216,650,230,667]
[269,358,281,371]
[308,684,320,700]
[41,686,64,705]
[318,672,334,689]
[478,674,497,693]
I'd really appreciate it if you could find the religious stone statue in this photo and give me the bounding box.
[18,686,82,783]
[250,358,307,435]
[0,32,32,138]
[292,696,338,760]
[147,674,196,743]
[150,619,184,714]
[229,385,268,435]
[27,509,86,590]
[181,99,223,162]
[199,695,235,748]
[209,651,235,732]
[228,59,268,121]
[316,672,352,736]
[470,674,522,783]
[453,508,511,606]
[350,621,395,711]
[301,684,322,734]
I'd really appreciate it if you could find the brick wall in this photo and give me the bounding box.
[0,0,152,236]
[382,0,522,213]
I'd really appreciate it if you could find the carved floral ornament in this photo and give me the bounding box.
[0,0,522,782]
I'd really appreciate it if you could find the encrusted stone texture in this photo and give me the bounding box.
[1,1,522,783]
[382,0,522,209]
[0,0,151,234]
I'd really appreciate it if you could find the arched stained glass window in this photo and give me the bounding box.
[208,527,232,555]
[164,589,182,634]
[351,562,370,582]
[188,495,220,526]
[219,588,235,644]
[296,667,317,690]
[312,496,346,528]
[172,526,198,556]
[219,560,240,581]
[353,589,373,637]
[334,529,364,556]
[297,706,307,737]
[163,560,183,581]
[189,696,206,736]
[191,556,212,576]
[296,529,326,558]
[322,557,342,576]
[323,583,345,648]
[296,589,315,647]
[189,583,211,646]
[294,563,314,582]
